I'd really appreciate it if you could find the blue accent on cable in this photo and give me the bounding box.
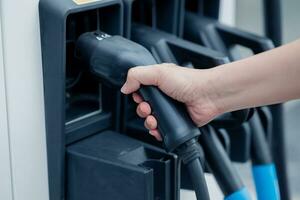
[252,164,280,200]
[224,187,251,200]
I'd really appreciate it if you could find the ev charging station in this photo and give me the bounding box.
[0,0,288,200]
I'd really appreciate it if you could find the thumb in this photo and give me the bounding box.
[121,65,162,94]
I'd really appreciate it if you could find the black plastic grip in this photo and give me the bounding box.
[139,86,201,151]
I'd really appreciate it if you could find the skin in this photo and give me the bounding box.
[121,39,300,141]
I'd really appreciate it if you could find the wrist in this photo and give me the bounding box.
[208,64,244,114]
[191,68,227,116]
[203,68,227,114]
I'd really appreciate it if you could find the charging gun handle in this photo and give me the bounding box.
[139,86,201,152]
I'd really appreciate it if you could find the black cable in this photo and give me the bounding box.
[263,0,282,47]
[187,158,210,200]
[263,1,290,199]
[249,110,272,165]
[177,139,210,200]
[199,126,244,196]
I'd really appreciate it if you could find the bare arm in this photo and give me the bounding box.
[121,39,300,140]
[211,39,300,113]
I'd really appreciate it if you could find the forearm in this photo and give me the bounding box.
[207,39,300,113]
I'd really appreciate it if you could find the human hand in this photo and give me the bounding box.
[121,63,222,141]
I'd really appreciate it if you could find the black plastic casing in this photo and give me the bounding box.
[184,0,221,20]
[39,1,125,199]
[67,131,179,200]
[39,1,181,200]
[183,12,274,58]
[123,0,184,38]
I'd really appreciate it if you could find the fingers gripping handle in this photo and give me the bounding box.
[139,86,201,151]
[76,32,201,152]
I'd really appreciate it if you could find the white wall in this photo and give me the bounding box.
[0,11,13,200]
[219,0,236,26]
[0,0,49,199]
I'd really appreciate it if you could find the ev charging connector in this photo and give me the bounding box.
[76,31,202,152]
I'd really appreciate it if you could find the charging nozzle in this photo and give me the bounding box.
[76,31,201,152]
[76,31,157,87]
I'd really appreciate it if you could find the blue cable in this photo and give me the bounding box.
[252,164,280,200]
[225,187,252,200]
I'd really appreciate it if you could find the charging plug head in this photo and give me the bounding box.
[76,31,157,87]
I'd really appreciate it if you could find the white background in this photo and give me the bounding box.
[0,0,49,199]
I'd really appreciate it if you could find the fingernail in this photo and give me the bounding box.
[149,130,155,136]
[120,85,127,94]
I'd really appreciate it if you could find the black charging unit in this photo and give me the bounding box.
[123,0,184,38]
[184,0,221,19]
[67,131,179,200]
[38,1,282,199]
[39,1,180,200]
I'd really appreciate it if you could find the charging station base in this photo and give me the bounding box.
[67,131,179,200]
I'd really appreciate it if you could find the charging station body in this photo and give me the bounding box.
[39,0,180,200]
